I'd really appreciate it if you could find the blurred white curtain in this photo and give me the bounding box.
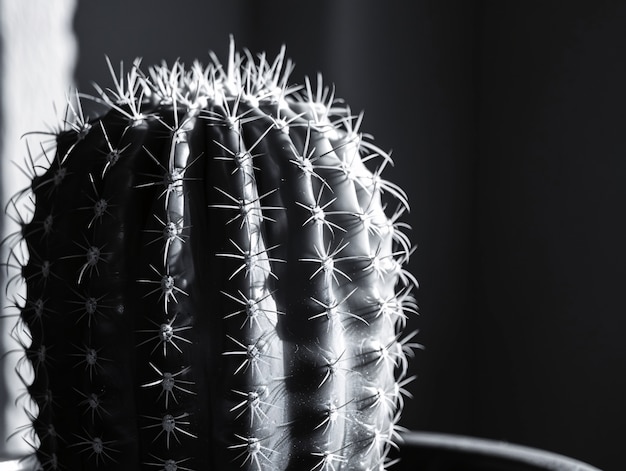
[0,0,77,460]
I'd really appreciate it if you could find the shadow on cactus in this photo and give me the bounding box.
[4,38,420,470]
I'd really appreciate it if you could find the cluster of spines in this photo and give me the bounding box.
[3,39,419,471]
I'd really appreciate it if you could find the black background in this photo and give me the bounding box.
[73,2,626,470]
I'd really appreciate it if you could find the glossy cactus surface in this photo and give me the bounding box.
[5,40,418,471]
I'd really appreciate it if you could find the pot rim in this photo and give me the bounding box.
[399,430,602,471]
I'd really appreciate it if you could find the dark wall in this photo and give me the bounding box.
[74,2,624,469]
[471,3,626,470]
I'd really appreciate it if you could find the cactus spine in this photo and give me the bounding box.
[5,39,418,470]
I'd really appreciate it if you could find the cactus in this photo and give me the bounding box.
[4,39,418,471]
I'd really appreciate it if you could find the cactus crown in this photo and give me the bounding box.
[4,38,419,471]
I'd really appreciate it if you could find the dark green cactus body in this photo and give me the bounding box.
[8,41,418,470]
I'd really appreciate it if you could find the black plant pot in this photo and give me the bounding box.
[392,432,602,471]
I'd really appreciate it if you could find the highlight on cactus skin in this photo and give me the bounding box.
[3,37,420,470]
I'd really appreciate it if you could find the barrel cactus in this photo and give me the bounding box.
[5,38,418,471]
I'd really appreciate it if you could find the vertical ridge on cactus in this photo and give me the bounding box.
[4,38,419,470]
